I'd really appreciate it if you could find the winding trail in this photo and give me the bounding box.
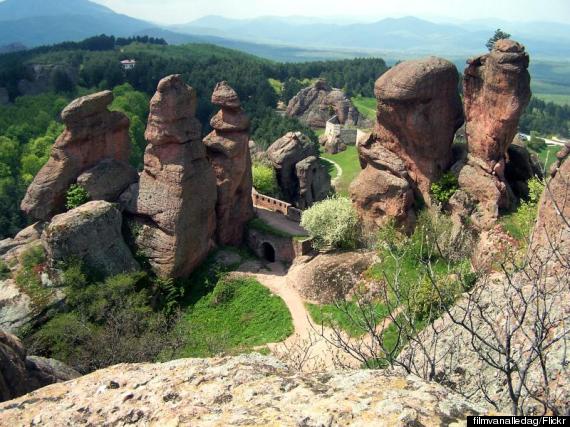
[239,261,400,371]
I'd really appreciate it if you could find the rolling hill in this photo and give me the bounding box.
[0,0,152,46]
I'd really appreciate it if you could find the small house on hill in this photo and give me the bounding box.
[120,59,136,71]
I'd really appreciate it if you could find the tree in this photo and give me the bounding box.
[486,29,512,51]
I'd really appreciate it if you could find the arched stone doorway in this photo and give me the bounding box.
[261,242,276,263]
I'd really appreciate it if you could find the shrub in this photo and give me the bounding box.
[25,270,184,373]
[65,184,90,210]
[252,163,279,197]
[301,196,360,251]
[430,172,459,205]
[502,177,545,241]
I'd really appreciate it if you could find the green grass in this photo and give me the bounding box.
[320,158,338,179]
[178,275,293,357]
[351,96,376,122]
[533,145,562,171]
[321,145,361,196]
[306,301,391,338]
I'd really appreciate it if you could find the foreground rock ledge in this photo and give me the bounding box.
[0,354,487,426]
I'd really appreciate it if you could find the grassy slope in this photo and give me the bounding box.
[321,145,361,196]
[175,253,294,358]
[352,96,376,121]
[306,301,390,337]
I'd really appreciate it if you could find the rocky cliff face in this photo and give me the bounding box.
[204,82,254,246]
[0,331,79,403]
[267,132,330,208]
[351,57,463,231]
[122,75,217,278]
[0,354,487,425]
[43,201,140,278]
[21,91,131,221]
[286,80,362,128]
[458,39,531,227]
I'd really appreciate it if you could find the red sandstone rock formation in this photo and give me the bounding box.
[204,81,254,246]
[266,132,330,208]
[350,57,463,231]
[123,75,217,278]
[286,79,362,128]
[459,39,531,227]
[20,91,130,221]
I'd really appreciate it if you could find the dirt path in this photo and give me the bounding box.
[240,261,400,371]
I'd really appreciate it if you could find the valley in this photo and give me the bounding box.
[0,0,569,423]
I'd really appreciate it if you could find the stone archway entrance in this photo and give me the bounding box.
[261,242,276,263]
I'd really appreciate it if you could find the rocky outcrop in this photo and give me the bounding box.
[43,201,139,278]
[0,330,79,403]
[76,159,138,203]
[533,154,569,262]
[122,75,217,278]
[288,251,376,303]
[459,40,531,227]
[350,57,462,231]
[21,91,131,221]
[0,354,487,425]
[267,132,330,208]
[286,80,361,128]
[350,163,416,233]
[204,82,254,246]
[295,156,331,209]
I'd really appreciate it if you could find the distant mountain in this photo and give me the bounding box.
[0,0,152,46]
[174,15,570,60]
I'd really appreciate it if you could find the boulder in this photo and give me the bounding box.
[322,133,347,154]
[43,201,139,278]
[204,81,254,246]
[351,57,462,231]
[286,79,361,128]
[0,354,486,424]
[124,75,217,278]
[288,251,376,303]
[0,330,79,402]
[295,156,331,209]
[0,279,33,334]
[459,40,531,227]
[21,91,130,221]
[76,159,138,203]
[267,132,326,207]
[371,57,464,199]
[350,165,416,234]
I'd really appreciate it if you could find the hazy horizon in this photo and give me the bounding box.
[88,0,570,25]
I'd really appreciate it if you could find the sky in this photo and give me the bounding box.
[92,0,570,25]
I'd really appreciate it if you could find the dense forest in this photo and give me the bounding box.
[0,35,567,239]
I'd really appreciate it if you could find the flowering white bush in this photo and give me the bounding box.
[301,196,360,251]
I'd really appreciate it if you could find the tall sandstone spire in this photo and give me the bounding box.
[203,81,254,246]
[459,39,531,227]
[123,75,217,278]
